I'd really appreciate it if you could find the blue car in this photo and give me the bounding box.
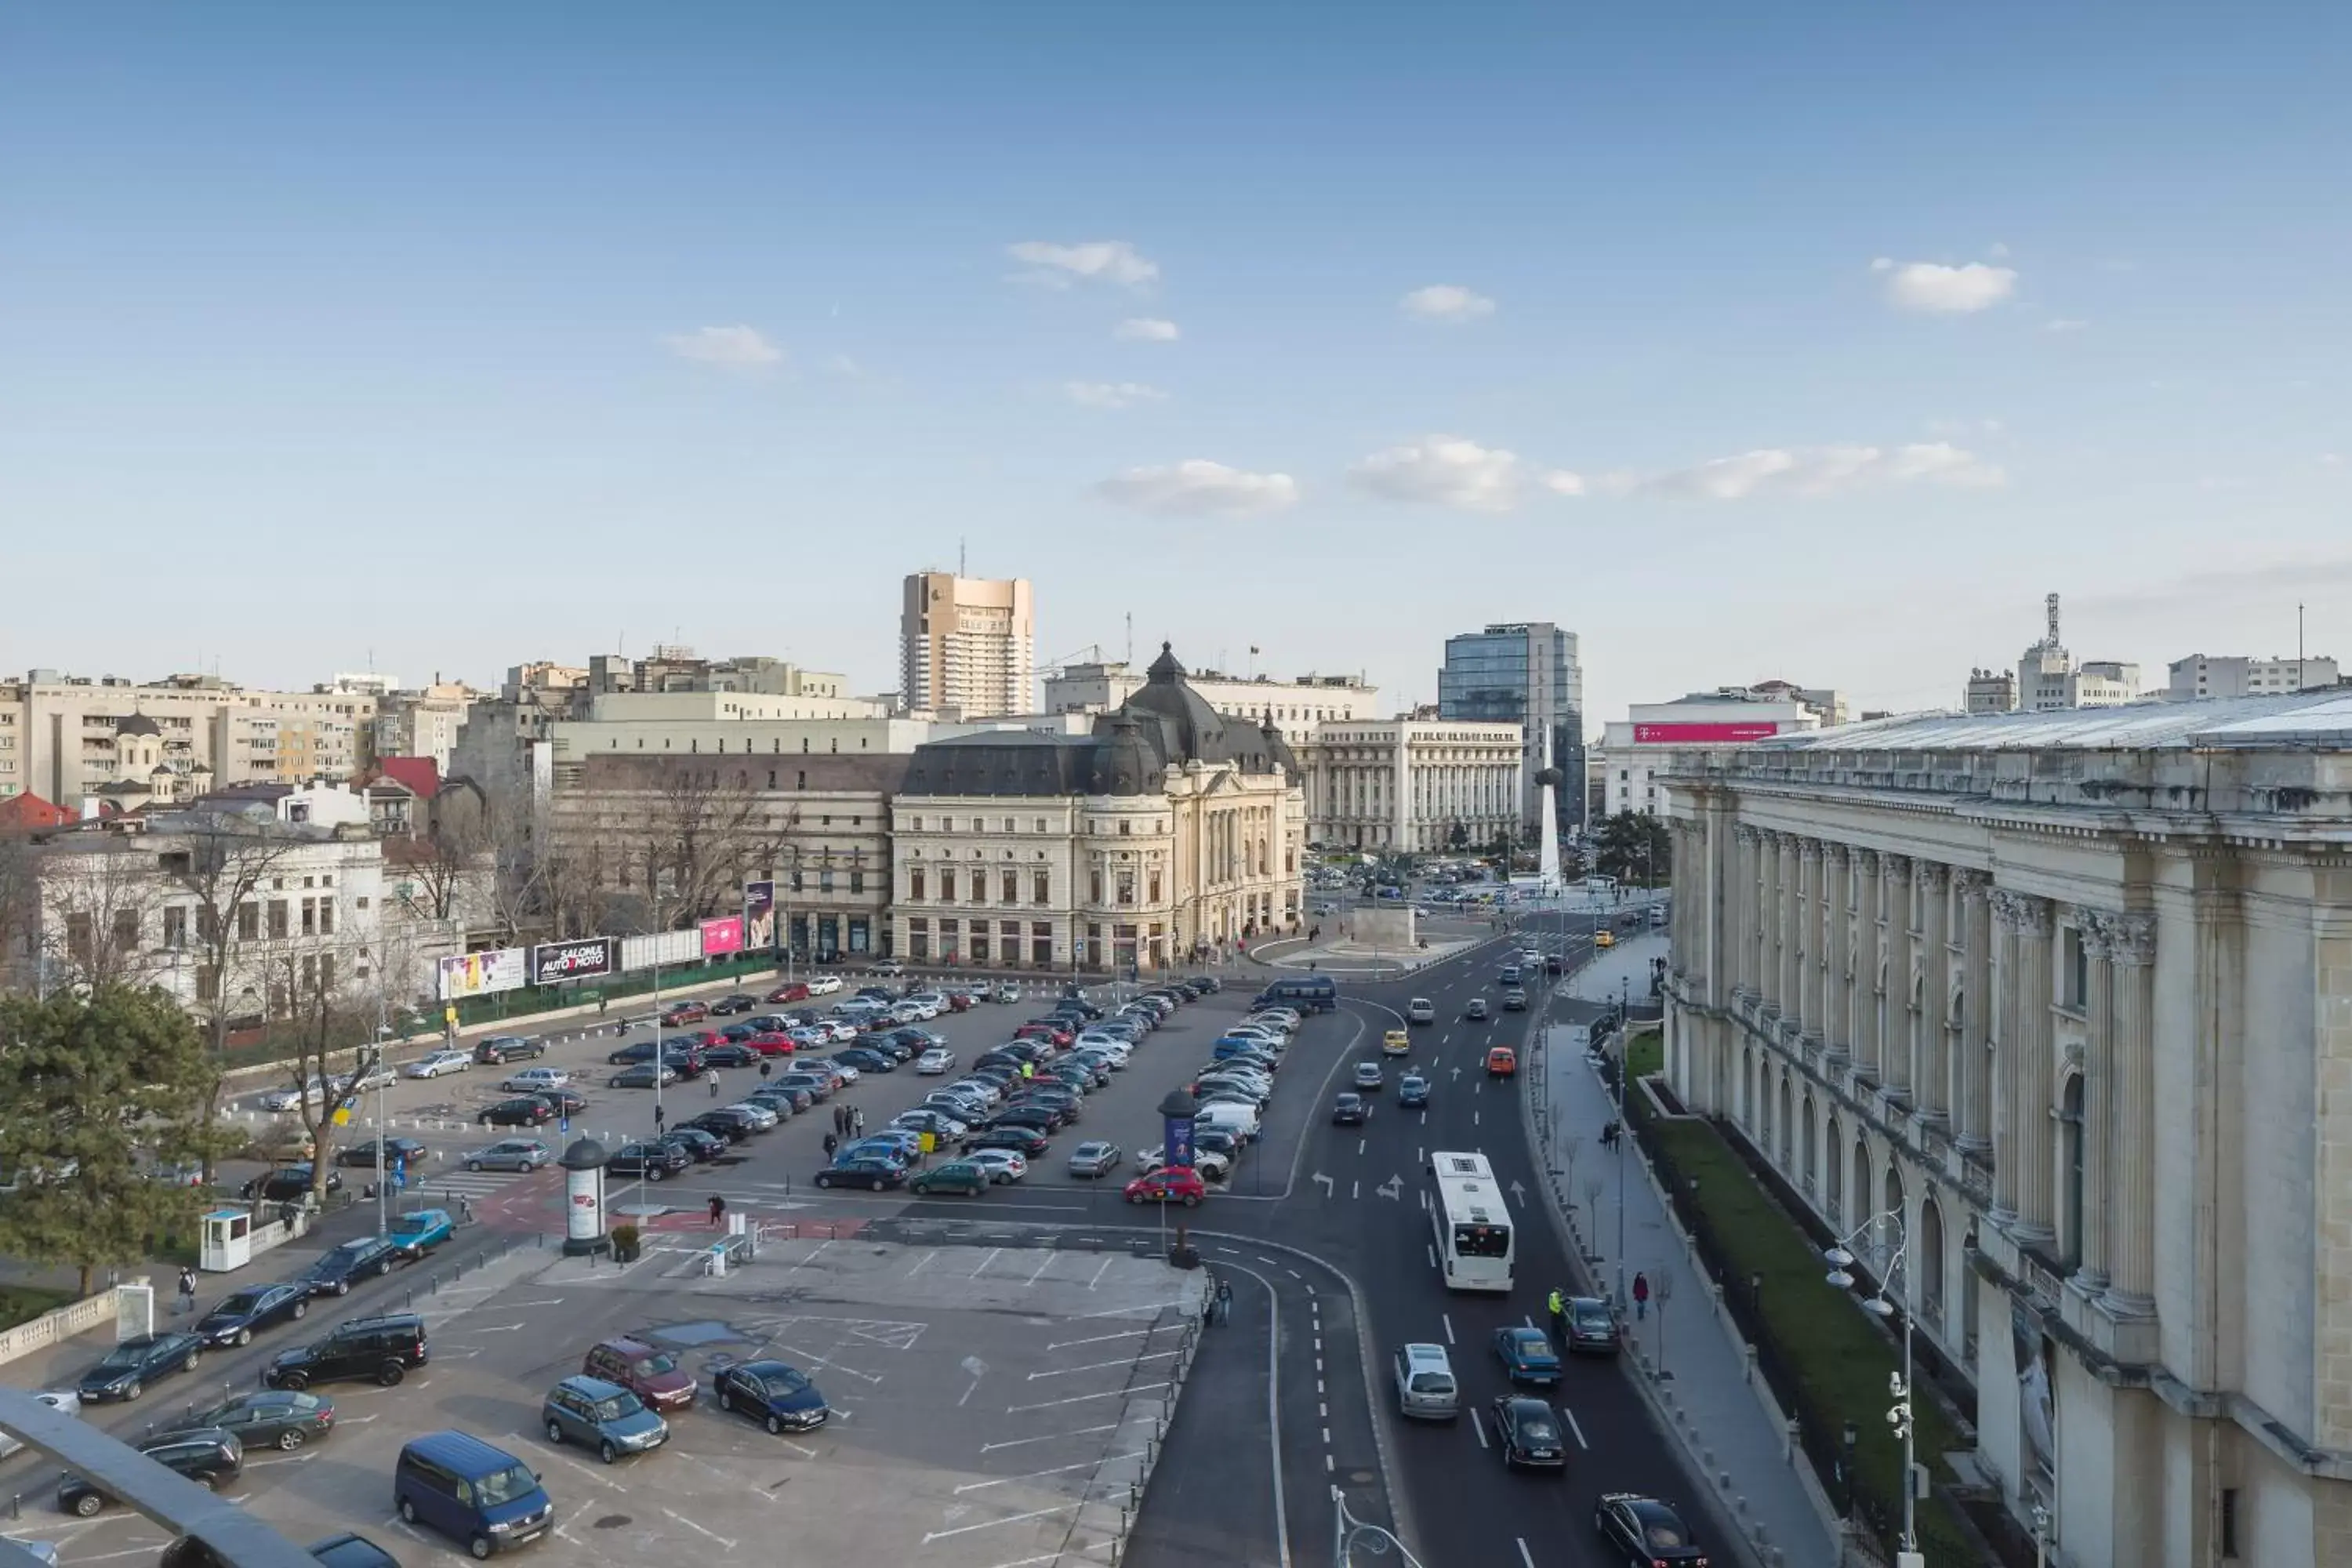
[194,1282,310,1348]
[387,1207,455,1260]
[1492,1325,1563,1386]
[1398,1073,1431,1109]
[77,1331,205,1403]
[713,1358,829,1435]
[815,1154,906,1190]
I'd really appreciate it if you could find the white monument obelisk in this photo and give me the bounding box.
[1534,730,1564,895]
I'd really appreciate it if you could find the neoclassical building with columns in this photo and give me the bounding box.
[1658,694,2352,1568]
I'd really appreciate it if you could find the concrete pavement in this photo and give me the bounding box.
[1532,932,1842,1568]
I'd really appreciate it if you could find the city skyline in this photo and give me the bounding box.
[5,3,2347,731]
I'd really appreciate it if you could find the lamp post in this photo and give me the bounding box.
[1332,1485,1429,1568]
[1825,1207,1919,1564]
[1613,977,1629,1311]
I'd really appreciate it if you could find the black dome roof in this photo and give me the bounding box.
[115,713,162,739]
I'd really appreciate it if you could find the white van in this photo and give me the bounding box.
[1195,1102,1261,1142]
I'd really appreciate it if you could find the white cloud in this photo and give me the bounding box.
[1094,459,1298,517]
[1399,284,1496,322]
[2043,318,2089,333]
[1065,380,1166,409]
[1006,240,1159,289]
[1349,434,1579,513]
[1114,317,1181,342]
[663,325,783,367]
[1636,441,2005,499]
[1874,259,2018,314]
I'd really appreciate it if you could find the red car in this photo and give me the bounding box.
[1124,1167,1206,1207]
[1015,1022,1074,1048]
[942,990,978,1012]
[687,1029,729,1049]
[746,1032,798,1057]
[662,1001,708,1025]
[765,982,811,1004]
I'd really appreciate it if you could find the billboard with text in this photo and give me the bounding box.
[529,936,618,987]
[743,882,776,950]
[699,916,745,956]
[1632,722,1786,746]
[437,947,527,1001]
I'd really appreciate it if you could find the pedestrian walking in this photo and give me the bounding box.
[709,1073,722,1099]
[822,1132,838,1160]
[1633,1272,1651,1320]
[853,1107,866,1135]
[833,1105,847,1136]
[1214,1277,1233,1324]
[759,1059,772,1081]
[459,1193,474,1224]
[176,1266,197,1317]
[708,1193,726,1228]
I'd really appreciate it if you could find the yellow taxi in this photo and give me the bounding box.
[1595,929,1617,949]
[1382,1029,1411,1056]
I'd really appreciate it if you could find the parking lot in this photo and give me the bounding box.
[7,1228,1207,1565]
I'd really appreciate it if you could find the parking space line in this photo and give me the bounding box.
[1005,1381,1170,1414]
[662,1507,738,1549]
[923,1502,1080,1543]
[970,1247,1003,1277]
[539,1449,625,1491]
[1086,1256,1114,1290]
[1024,1252,1056,1286]
[1026,1350,1179,1380]
[953,1451,1146,1493]
[980,1422,1120,1452]
[908,1249,938,1278]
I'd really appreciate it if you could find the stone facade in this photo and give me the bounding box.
[1658,691,2352,1568]
[1294,717,1522,852]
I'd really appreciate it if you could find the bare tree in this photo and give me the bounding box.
[644,765,789,925]
[251,949,372,1204]
[35,837,171,994]
[0,835,47,993]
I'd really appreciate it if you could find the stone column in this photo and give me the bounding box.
[1878,855,1914,1104]
[2074,914,2115,1293]
[1955,872,1994,1151]
[1774,834,1800,1021]
[2005,891,2058,1244]
[1799,840,1824,1037]
[1824,844,1853,1060]
[1990,891,2024,1223]
[1852,849,1882,1078]
[1915,862,1951,1123]
[2100,914,2158,1316]
[1738,826,1764,996]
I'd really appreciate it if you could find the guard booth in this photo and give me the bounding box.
[198,1210,253,1274]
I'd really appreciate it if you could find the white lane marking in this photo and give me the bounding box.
[1443,1313,1456,1345]
[662,1508,738,1550]
[1025,1252,1056,1286]
[1469,1406,1490,1448]
[775,1345,882,1385]
[922,1503,1080,1543]
[1562,1403,1589,1449]
[908,1249,938,1278]
[1028,1350,1180,1380]
[955,1453,1148,1494]
[782,1437,819,1457]
[980,1423,1120,1453]
[1517,1538,1537,1568]
[1087,1256,1114,1290]
[1356,1138,1367,1156]
[1426,1243,1438,1269]
[1351,1180,1359,1200]
[1004,1382,1171,1414]
[1473,1110,1480,1127]
[1047,1326,1178,1350]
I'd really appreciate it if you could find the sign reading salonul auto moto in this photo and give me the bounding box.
[530,936,619,986]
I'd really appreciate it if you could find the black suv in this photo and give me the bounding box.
[296,1235,405,1298]
[472,1036,543,1065]
[263,1313,429,1390]
[60,1427,241,1517]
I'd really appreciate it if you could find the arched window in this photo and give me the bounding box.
[1801,1095,1818,1196]
[1825,1114,1845,1224]
[2061,1073,2085,1271]
[1920,1198,1947,1328]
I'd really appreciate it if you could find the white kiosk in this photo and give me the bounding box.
[198,1209,254,1273]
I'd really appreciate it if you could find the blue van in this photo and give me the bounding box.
[394,1431,553,1558]
[1254,975,1338,1014]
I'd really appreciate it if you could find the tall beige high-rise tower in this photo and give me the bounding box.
[899,572,1036,718]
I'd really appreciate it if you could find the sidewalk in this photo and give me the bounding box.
[1532,934,1838,1568]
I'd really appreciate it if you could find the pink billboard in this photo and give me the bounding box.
[1633,722,1784,745]
[699,916,745,956]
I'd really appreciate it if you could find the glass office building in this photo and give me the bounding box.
[1437,622,1584,837]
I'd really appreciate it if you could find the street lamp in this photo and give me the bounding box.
[1825,1208,1921,1566]
[1332,1485,1429,1568]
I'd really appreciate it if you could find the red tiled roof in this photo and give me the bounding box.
[376,757,441,800]
[0,792,77,831]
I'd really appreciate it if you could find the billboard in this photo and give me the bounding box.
[1632,722,1785,746]
[529,936,618,987]
[700,916,745,956]
[437,947,528,1001]
[619,930,700,972]
[743,881,776,950]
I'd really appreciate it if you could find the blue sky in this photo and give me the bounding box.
[5,2,2348,726]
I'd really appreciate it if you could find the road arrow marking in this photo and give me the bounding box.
[1312,1172,1334,1197]
[1377,1175,1403,1201]
[1508,1179,1527,1207]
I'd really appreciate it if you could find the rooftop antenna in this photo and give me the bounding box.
[1126,612,1133,666]
[2300,602,2307,691]
[960,538,967,579]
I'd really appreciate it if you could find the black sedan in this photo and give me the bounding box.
[188,1389,336,1452]
[1330,1092,1370,1126]
[753,1083,815,1112]
[242,1164,343,1204]
[297,1235,405,1298]
[659,1127,728,1163]
[1490,1396,1568,1469]
[60,1427,240,1515]
[607,1141,694,1180]
[835,1047,895,1073]
[713,1359,829,1434]
[814,1155,906,1191]
[699,1042,762,1069]
[681,1110,753,1144]
[333,1137,430,1171]
[477,1096,554,1127]
[1594,1493,1710,1565]
[989,1105,1065,1134]
[78,1331,205,1402]
[709,993,758,1015]
[964,1126,1052,1158]
[194,1282,310,1348]
[530,1087,591,1117]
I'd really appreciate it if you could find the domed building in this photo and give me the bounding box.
[893,644,1305,971]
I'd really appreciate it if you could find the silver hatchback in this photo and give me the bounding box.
[1392,1343,1459,1421]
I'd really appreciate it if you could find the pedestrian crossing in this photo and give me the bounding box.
[396,1166,543,1203]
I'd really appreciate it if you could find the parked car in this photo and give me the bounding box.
[76,1331,205,1403]
[1562,1295,1621,1356]
[658,1127,727,1163]
[333,1136,429,1170]
[477,1096,554,1128]
[871,959,905,978]
[263,1312,429,1391]
[194,1282,310,1348]
[708,993,757,1015]
[499,1065,571,1095]
[471,1036,543,1065]
[909,1160,992,1197]
[256,1080,328,1113]
[405,1050,472,1080]
[713,1359,829,1434]
[461,1138,550,1173]
[387,1207,456,1259]
[1066,1141,1122,1178]
[0,1390,77,1461]
[304,1534,403,1568]
[59,1428,239,1516]
[607,1063,678,1090]
[531,1087,590,1118]
[681,1109,753,1144]
[296,1235,405,1298]
[964,1127,1052,1159]
[764,982,811,1004]
[542,1374,670,1464]
[241,1164,343,1204]
[1134,1146,1231,1181]
[964,1148,1028,1183]
[188,1388,336,1452]
[815,1155,905,1191]
[1123,1167,1206,1207]
[660,1001,708,1025]
[583,1336,699,1412]
[699,1042,761,1069]
[915,1048,958,1075]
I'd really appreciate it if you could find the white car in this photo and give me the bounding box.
[965,1148,1028,1184]
[0,1392,79,1461]
[818,1058,861,1083]
[907,992,947,1014]
[1225,1025,1286,1050]
[872,959,906,978]
[806,976,844,996]
[1247,1011,1300,1033]
[949,1077,1003,1107]
[1074,1032,1132,1055]
[916,1049,957,1075]
[1136,1147,1232,1181]
[726,1102,780,1131]
[256,1081,328,1112]
[405,1049,471,1080]
[893,1109,969,1139]
[500,1065,572,1094]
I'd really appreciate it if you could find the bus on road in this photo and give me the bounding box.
[1428,1149,1514,1293]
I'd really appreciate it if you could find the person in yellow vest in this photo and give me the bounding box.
[1546,1286,1565,1336]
